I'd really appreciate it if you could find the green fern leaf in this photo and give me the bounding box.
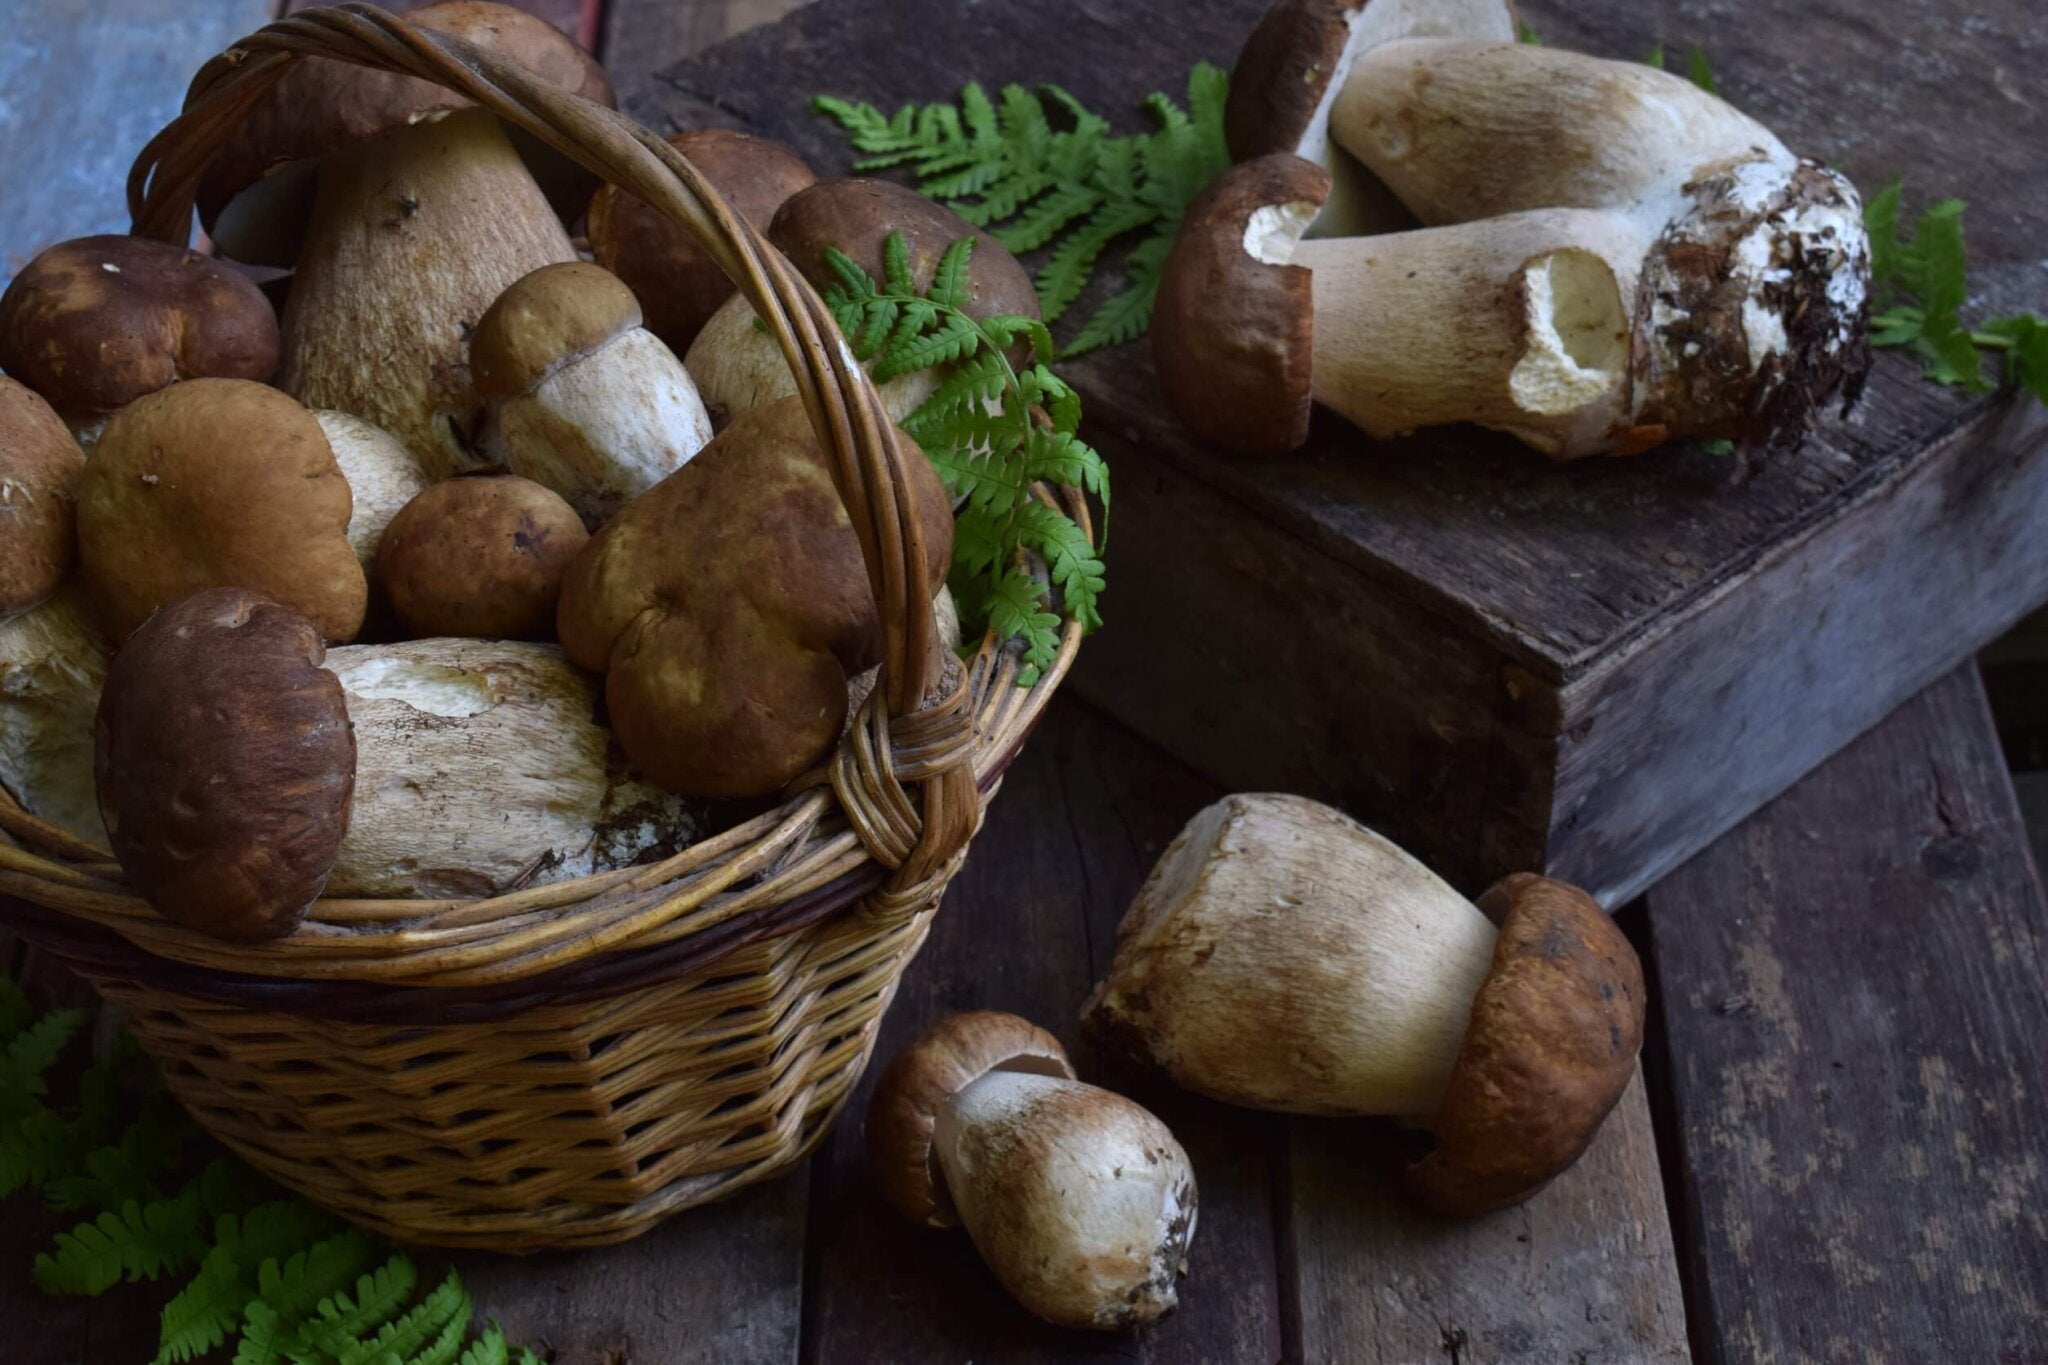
[336,1268,469,1365]
[1,1006,86,1098]
[157,1243,246,1362]
[993,183,1102,255]
[294,1255,423,1358]
[454,1329,510,1365]
[879,313,981,380]
[257,1230,379,1333]
[1014,500,1107,631]
[1033,201,1159,325]
[929,237,976,310]
[3,1107,72,1197]
[234,1300,290,1365]
[983,566,1064,684]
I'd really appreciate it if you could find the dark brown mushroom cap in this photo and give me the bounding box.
[770,179,1041,326]
[197,0,616,265]
[865,1011,1077,1228]
[1224,0,1361,162]
[0,378,86,615]
[375,475,589,640]
[0,236,279,419]
[95,589,355,941]
[1154,154,1329,456]
[589,130,818,351]
[1411,873,1645,1218]
[470,261,643,399]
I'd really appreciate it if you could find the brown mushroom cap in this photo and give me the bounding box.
[0,378,86,615]
[77,379,366,643]
[589,130,818,350]
[770,179,1042,327]
[1154,154,1330,456]
[866,1011,1077,1228]
[197,0,616,265]
[556,394,953,798]
[95,588,355,940]
[470,261,645,400]
[1225,0,1362,162]
[376,475,589,640]
[0,236,279,419]
[1411,873,1645,1217]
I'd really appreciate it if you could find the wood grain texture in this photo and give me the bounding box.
[1644,670,2048,1364]
[601,0,812,108]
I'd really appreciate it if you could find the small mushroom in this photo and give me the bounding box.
[0,235,279,441]
[0,377,86,615]
[315,411,430,573]
[94,589,355,940]
[867,1012,1198,1331]
[471,262,714,526]
[1083,793,1644,1218]
[557,394,952,798]
[76,379,366,643]
[322,637,702,899]
[588,129,818,352]
[0,585,111,846]
[373,475,588,640]
[197,1,615,475]
[684,179,1041,425]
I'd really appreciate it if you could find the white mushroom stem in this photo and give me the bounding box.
[685,293,940,426]
[0,586,110,848]
[324,639,701,898]
[934,1070,1196,1331]
[1084,794,1498,1119]
[315,411,429,570]
[282,109,576,479]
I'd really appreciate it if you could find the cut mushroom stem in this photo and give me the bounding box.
[867,1012,1197,1331]
[1083,794,1644,1217]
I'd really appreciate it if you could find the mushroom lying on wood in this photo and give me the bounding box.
[471,262,713,526]
[684,179,1041,425]
[0,378,86,616]
[0,236,279,442]
[374,475,587,640]
[0,586,111,847]
[197,0,614,476]
[1082,793,1644,1218]
[867,1012,1197,1331]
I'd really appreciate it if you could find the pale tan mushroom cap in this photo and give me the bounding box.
[471,261,645,399]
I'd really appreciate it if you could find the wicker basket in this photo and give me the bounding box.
[0,5,1086,1251]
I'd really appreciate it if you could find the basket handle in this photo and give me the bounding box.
[123,3,978,892]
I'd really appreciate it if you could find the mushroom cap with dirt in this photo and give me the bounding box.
[471,261,714,526]
[1082,792,1644,1218]
[0,377,86,615]
[373,475,588,641]
[94,589,355,941]
[867,1012,1198,1331]
[684,178,1041,426]
[556,394,953,799]
[197,1,615,477]
[0,235,279,433]
[588,128,819,352]
[76,379,366,643]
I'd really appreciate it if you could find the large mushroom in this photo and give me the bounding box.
[94,589,355,941]
[196,0,615,476]
[470,262,713,526]
[684,179,1041,425]
[588,128,818,352]
[75,379,366,643]
[0,377,86,616]
[1082,793,1644,1218]
[867,1012,1197,1331]
[373,475,588,640]
[0,586,111,847]
[0,235,279,442]
[557,394,953,799]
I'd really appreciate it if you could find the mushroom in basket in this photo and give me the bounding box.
[867,1011,1198,1331]
[1157,0,1871,458]
[0,377,87,617]
[374,474,587,641]
[1083,793,1644,1217]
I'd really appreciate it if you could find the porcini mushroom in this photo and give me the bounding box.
[373,475,588,640]
[1082,793,1644,1217]
[95,589,355,940]
[0,586,111,847]
[76,379,366,643]
[0,236,279,444]
[684,179,1041,425]
[315,411,430,573]
[0,378,86,615]
[322,637,701,898]
[867,1012,1197,1331]
[557,394,953,799]
[588,128,818,351]
[196,1,615,476]
[470,262,713,526]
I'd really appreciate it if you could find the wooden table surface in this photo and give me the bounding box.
[3,2,2047,1363]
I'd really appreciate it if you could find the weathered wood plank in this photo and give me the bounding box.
[1643,669,2048,1363]
[601,0,811,110]
[1288,1073,1690,1365]
[0,0,276,281]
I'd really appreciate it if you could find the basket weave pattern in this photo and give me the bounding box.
[0,4,1084,1249]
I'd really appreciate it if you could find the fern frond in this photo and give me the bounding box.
[1034,201,1158,325]
[878,313,980,380]
[1014,500,1107,631]
[983,566,1064,684]
[234,1300,291,1365]
[157,1244,250,1362]
[294,1255,422,1358]
[1,1006,86,1098]
[2,1107,72,1197]
[993,183,1102,255]
[336,1268,469,1365]
[257,1229,379,1333]
[455,1329,510,1365]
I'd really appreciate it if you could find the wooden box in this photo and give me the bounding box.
[645,0,2048,903]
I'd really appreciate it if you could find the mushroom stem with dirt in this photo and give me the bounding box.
[0,586,111,849]
[867,1012,1198,1331]
[1082,793,1645,1218]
